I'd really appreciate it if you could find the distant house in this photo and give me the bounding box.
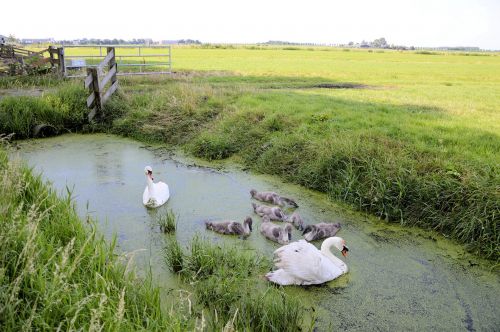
[21,38,55,44]
[0,35,6,45]
[160,40,179,45]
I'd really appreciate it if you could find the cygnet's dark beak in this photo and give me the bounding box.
[341,246,349,257]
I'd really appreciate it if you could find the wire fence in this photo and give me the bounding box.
[60,45,172,78]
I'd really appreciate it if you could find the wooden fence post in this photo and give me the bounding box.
[86,67,101,121]
[57,47,66,77]
[48,46,56,69]
[107,47,117,85]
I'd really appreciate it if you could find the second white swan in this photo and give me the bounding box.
[265,237,349,285]
[143,166,170,208]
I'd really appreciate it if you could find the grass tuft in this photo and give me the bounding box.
[157,209,177,233]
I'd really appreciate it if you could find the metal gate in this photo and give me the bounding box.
[61,45,171,78]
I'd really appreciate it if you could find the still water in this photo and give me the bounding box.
[16,134,499,331]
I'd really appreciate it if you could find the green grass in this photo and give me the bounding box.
[157,209,177,233]
[0,46,497,329]
[0,73,63,89]
[110,69,499,259]
[0,147,194,330]
[164,236,306,331]
[0,82,88,138]
[1,46,499,259]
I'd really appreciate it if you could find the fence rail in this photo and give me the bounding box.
[61,45,172,77]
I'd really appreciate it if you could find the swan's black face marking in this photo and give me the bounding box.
[341,246,349,257]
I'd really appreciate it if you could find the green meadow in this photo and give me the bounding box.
[1,46,499,260]
[1,45,499,330]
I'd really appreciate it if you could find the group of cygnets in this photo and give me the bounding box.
[204,189,342,245]
[143,166,349,286]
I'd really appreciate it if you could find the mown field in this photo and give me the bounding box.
[1,46,499,261]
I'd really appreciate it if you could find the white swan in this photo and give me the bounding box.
[265,237,349,285]
[142,166,170,208]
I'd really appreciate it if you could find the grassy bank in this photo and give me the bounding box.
[0,82,87,138]
[0,147,183,330]
[112,72,499,260]
[0,47,498,260]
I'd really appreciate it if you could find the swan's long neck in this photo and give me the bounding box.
[146,175,155,194]
[321,239,348,273]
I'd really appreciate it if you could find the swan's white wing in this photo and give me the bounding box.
[143,182,169,208]
[272,240,340,285]
[154,182,170,206]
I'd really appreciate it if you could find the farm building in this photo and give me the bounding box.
[21,38,55,44]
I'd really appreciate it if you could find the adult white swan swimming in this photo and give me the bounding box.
[143,166,170,208]
[265,237,349,285]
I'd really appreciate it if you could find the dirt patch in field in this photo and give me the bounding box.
[311,83,370,89]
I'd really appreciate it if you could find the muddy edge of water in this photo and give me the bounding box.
[14,134,500,331]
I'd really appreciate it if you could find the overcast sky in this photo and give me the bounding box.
[2,0,499,49]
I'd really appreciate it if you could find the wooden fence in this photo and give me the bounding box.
[48,46,66,75]
[85,47,118,121]
[0,45,65,75]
